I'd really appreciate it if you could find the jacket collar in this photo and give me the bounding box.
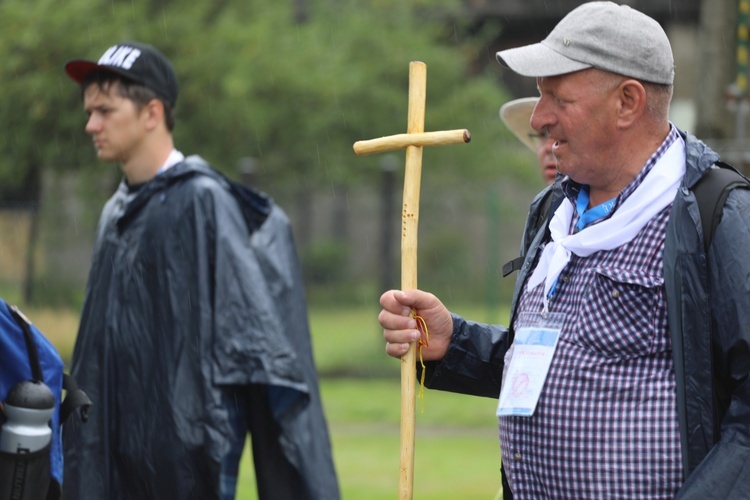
[115,155,272,232]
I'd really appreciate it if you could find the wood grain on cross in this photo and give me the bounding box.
[353,61,471,500]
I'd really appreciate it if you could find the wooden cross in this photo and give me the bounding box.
[353,61,471,500]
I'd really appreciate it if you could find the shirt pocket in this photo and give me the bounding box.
[573,267,665,359]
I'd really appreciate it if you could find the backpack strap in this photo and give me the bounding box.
[692,162,750,253]
[691,161,750,437]
[7,302,92,424]
[61,374,92,423]
[8,304,44,383]
[502,188,560,277]
[502,257,524,277]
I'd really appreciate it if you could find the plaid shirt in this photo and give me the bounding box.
[501,128,683,499]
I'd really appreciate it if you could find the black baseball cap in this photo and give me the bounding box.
[65,41,179,108]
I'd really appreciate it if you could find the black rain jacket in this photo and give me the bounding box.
[62,156,339,499]
[420,131,750,499]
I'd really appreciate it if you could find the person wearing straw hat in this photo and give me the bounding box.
[378,2,750,499]
[500,97,557,186]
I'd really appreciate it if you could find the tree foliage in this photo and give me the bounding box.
[0,0,529,195]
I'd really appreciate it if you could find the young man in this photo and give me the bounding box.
[63,41,339,499]
[379,2,750,498]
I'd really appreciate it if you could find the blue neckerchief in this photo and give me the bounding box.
[547,186,617,299]
[574,186,617,232]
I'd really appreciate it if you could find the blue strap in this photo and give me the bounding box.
[548,187,617,299]
[574,186,616,232]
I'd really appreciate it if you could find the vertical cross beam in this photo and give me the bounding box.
[353,61,471,499]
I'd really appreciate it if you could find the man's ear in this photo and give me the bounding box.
[142,98,165,130]
[615,80,647,128]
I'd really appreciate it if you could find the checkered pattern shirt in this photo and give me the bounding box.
[501,128,683,499]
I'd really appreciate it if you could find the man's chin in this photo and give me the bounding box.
[96,150,116,162]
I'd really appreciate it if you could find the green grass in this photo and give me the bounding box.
[25,302,509,499]
[241,297,509,500]
[307,302,508,377]
[237,378,504,499]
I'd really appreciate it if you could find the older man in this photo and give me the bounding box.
[378,2,750,498]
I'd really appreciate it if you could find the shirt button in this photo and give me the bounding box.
[562,275,570,282]
[612,290,621,298]
[514,453,522,462]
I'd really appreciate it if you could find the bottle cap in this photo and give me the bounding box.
[5,381,55,410]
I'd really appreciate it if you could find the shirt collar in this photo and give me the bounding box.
[157,149,185,175]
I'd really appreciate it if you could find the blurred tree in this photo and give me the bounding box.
[0,0,530,303]
[0,0,520,189]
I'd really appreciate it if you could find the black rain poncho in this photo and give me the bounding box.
[62,156,339,499]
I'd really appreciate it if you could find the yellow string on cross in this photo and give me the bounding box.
[411,310,429,413]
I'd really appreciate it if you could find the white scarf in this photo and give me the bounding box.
[526,136,686,312]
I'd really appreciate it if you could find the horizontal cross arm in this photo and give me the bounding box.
[353,129,471,156]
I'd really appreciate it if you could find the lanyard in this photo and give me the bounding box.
[574,186,616,232]
[547,186,617,300]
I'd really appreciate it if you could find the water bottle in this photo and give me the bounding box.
[0,380,54,500]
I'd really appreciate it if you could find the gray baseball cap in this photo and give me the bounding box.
[496,2,674,85]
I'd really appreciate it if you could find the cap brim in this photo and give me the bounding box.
[496,42,591,78]
[499,97,539,152]
[64,59,138,85]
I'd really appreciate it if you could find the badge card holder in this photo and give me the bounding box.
[497,311,564,417]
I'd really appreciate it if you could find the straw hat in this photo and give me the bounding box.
[499,97,540,152]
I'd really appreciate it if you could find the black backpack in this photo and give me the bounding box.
[692,161,750,251]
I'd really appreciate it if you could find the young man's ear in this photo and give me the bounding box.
[143,98,166,130]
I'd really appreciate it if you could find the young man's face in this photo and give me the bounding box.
[83,81,148,164]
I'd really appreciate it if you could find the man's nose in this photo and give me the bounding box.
[85,114,100,134]
[530,100,553,134]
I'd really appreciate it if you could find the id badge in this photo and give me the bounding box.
[496,311,563,417]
